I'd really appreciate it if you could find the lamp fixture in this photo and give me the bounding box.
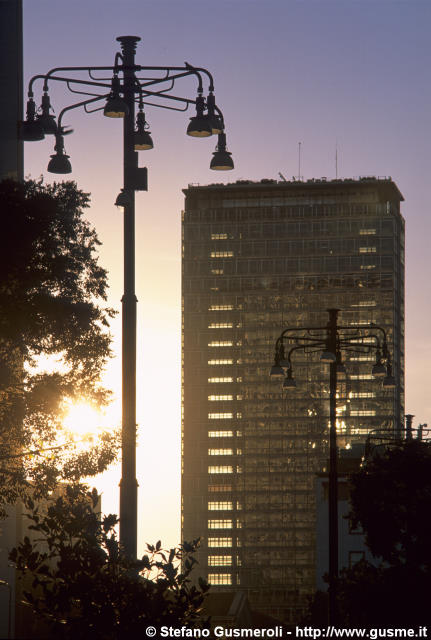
[134,110,153,150]
[372,361,386,377]
[104,75,128,118]
[37,92,57,135]
[206,92,223,134]
[21,98,45,141]
[270,363,285,379]
[186,95,212,137]
[282,369,297,389]
[320,349,336,363]
[210,132,234,171]
[114,189,133,207]
[383,364,396,389]
[47,134,72,174]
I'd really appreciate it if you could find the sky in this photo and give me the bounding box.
[22,0,431,554]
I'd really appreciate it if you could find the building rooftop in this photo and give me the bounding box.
[184,176,404,201]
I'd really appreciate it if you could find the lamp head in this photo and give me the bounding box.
[134,110,154,150]
[210,132,234,171]
[47,135,72,174]
[21,98,45,141]
[114,189,133,207]
[206,93,223,134]
[270,363,285,379]
[320,350,336,363]
[186,95,212,137]
[383,364,396,389]
[104,75,128,118]
[37,92,57,135]
[282,370,297,390]
[372,361,387,377]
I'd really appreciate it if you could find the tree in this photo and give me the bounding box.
[0,179,118,513]
[336,440,431,626]
[10,484,210,639]
[349,440,431,570]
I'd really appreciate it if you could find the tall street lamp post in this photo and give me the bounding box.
[270,308,395,624]
[21,35,234,559]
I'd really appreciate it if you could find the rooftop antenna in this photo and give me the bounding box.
[298,142,302,181]
[278,171,287,182]
[335,140,338,179]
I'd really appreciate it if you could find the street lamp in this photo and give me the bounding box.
[21,35,234,560]
[270,308,395,624]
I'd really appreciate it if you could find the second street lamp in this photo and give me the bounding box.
[21,35,234,560]
[270,308,395,624]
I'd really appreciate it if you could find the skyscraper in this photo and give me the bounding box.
[182,177,404,623]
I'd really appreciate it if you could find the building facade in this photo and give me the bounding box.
[181,177,404,623]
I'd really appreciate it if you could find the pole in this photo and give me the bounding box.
[328,308,339,625]
[118,35,140,559]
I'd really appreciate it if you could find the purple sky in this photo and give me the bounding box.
[23,0,431,551]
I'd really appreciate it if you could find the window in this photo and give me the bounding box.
[211,233,228,240]
[350,410,376,416]
[211,251,234,258]
[208,502,233,511]
[208,537,232,548]
[208,377,234,383]
[208,555,232,566]
[360,264,376,270]
[208,395,234,401]
[208,466,233,474]
[208,413,233,419]
[359,229,376,235]
[350,374,374,380]
[209,485,232,492]
[350,392,376,398]
[349,551,365,567]
[349,356,374,362]
[209,305,233,311]
[359,247,377,253]
[211,269,224,275]
[208,323,233,329]
[208,573,232,585]
[208,359,233,366]
[208,449,234,456]
[208,519,232,529]
[208,431,234,438]
[351,301,376,307]
[208,341,233,347]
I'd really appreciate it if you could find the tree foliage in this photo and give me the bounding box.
[349,440,431,569]
[10,484,210,639]
[336,440,431,626]
[0,179,118,512]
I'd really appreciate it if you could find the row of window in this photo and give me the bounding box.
[208,537,233,547]
[208,430,235,438]
[207,573,232,585]
[208,245,378,257]
[187,256,395,277]
[206,228,375,241]
[208,519,242,529]
[208,466,242,474]
[209,449,242,456]
[208,555,232,566]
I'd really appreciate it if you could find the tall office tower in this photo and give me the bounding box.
[182,177,404,623]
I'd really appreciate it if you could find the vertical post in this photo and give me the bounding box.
[118,35,140,559]
[327,308,339,625]
[405,414,414,441]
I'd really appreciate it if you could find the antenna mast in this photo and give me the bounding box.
[335,140,338,179]
[298,142,302,181]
